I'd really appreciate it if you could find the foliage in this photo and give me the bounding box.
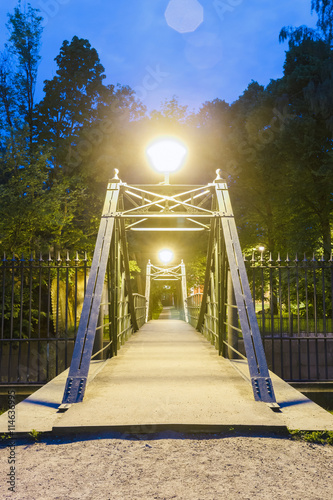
[129,260,141,279]
[28,428,41,441]
[311,0,333,43]
[149,281,165,318]
[186,253,207,290]
[289,428,333,445]
[36,35,107,174]
[190,32,333,257]
[6,1,43,145]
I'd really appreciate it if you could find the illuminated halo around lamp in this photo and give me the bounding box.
[158,249,174,265]
[146,137,188,184]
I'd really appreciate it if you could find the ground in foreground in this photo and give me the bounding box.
[0,431,332,499]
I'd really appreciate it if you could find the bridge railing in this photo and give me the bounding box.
[0,253,146,385]
[187,293,221,348]
[187,293,220,347]
[133,293,147,330]
[113,294,146,348]
[186,293,202,328]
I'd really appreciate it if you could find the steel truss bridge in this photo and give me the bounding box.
[60,170,278,409]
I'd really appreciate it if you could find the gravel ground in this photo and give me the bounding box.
[0,432,332,500]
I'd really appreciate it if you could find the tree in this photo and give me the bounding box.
[275,39,333,257]
[36,36,106,175]
[226,82,293,254]
[37,36,144,178]
[150,95,188,124]
[35,36,147,251]
[0,51,16,134]
[311,0,333,44]
[0,127,95,255]
[6,1,43,147]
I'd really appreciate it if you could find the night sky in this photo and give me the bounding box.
[0,0,317,111]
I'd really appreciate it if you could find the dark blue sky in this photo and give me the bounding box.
[0,0,318,112]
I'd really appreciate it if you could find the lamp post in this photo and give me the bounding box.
[146,137,188,184]
[158,249,174,265]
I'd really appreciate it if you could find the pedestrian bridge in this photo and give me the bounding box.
[59,170,279,408]
[1,170,333,434]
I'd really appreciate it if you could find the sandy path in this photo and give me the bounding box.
[1,432,332,500]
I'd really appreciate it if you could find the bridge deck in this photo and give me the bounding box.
[1,318,333,435]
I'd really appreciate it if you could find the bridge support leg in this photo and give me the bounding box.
[215,179,277,405]
[61,178,120,405]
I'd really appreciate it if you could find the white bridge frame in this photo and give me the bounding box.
[60,169,278,408]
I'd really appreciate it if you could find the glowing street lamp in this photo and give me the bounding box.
[158,249,174,265]
[146,137,188,184]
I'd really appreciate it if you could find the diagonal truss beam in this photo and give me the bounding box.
[122,185,214,216]
[61,179,120,405]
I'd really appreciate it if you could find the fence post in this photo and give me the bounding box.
[227,271,238,359]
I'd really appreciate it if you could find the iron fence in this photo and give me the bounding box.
[244,252,333,381]
[1,249,332,385]
[187,252,333,382]
[0,252,145,385]
[246,252,333,337]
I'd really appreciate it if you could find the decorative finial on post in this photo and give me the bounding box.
[214,169,222,182]
[112,168,120,181]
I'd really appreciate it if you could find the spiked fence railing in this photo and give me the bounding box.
[187,251,333,382]
[0,251,145,385]
[245,251,333,381]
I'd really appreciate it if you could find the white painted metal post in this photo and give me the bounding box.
[181,260,189,323]
[145,260,151,322]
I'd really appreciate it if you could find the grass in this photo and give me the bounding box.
[28,429,41,441]
[289,429,333,445]
[255,309,331,335]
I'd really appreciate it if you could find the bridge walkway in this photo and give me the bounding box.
[1,316,333,435]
